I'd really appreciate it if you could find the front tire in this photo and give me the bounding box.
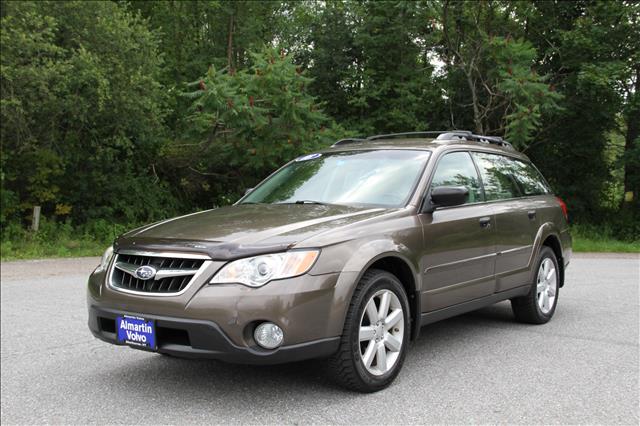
[511,246,560,324]
[328,269,410,392]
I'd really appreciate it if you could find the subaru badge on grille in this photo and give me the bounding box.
[134,265,157,281]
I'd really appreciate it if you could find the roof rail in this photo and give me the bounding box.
[331,138,366,147]
[331,130,514,150]
[367,131,463,141]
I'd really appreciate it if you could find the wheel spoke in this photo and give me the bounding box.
[536,282,546,293]
[542,291,549,311]
[365,299,378,324]
[384,309,402,330]
[384,332,402,352]
[378,292,390,321]
[362,340,376,367]
[359,326,376,342]
[376,341,387,371]
[546,268,556,282]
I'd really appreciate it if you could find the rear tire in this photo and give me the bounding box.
[327,269,410,393]
[511,246,559,324]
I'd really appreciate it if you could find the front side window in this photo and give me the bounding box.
[472,152,522,201]
[430,152,484,203]
[242,150,431,207]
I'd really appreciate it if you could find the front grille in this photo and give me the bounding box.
[110,253,206,294]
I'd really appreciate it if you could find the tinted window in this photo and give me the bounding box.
[472,152,522,201]
[242,150,431,207]
[430,152,483,203]
[510,159,550,196]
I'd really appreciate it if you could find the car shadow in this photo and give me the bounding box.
[102,301,520,398]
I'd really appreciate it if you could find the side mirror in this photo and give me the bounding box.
[244,188,254,195]
[423,186,469,213]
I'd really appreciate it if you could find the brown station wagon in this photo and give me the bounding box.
[87,130,572,392]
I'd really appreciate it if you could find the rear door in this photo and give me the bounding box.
[419,151,496,311]
[471,152,539,292]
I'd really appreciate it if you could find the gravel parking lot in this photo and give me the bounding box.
[1,253,638,424]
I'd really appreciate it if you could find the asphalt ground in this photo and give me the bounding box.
[1,253,638,425]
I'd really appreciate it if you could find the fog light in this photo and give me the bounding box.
[254,322,284,349]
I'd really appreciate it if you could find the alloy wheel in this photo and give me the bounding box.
[358,289,404,376]
[536,258,557,314]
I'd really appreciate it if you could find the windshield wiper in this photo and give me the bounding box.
[274,200,333,206]
[294,200,331,205]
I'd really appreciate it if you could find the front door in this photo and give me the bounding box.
[419,151,496,312]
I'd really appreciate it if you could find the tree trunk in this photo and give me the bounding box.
[466,69,483,134]
[621,68,639,211]
[226,7,235,73]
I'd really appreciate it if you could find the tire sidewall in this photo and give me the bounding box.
[349,271,411,390]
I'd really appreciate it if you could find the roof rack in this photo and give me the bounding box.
[331,130,514,150]
[367,131,456,141]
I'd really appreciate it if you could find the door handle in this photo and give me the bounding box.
[527,210,536,220]
[479,217,491,228]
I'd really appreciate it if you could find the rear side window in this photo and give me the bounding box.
[510,160,551,196]
[430,152,484,203]
[471,152,522,201]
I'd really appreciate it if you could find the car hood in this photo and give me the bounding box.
[115,204,390,260]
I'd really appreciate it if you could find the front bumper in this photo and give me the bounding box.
[88,305,339,364]
[87,260,356,364]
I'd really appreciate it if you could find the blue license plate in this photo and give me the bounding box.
[116,315,156,350]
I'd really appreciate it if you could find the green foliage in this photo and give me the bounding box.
[166,46,345,208]
[0,218,135,260]
[523,0,635,221]
[438,1,563,148]
[1,0,638,257]
[1,0,178,226]
[490,37,563,147]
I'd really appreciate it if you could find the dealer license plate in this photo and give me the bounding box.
[116,315,156,350]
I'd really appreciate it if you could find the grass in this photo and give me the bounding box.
[0,238,106,261]
[572,235,639,253]
[0,219,131,261]
[571,224,639,253]
[1,220,637,261]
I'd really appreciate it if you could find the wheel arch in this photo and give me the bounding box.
[541,234,565,288]
[341,251,422,341]
[531,223,565,288]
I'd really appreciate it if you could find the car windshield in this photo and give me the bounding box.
[241,150,431,207]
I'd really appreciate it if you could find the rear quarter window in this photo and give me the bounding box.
[510,159,551,196]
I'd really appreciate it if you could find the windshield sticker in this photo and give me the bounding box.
[295,153,322,162]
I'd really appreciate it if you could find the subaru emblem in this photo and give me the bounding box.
[134,265,157,281]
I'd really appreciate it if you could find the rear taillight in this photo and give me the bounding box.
[556,196,568,220]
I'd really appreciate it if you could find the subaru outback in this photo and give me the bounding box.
[87,130,571,392]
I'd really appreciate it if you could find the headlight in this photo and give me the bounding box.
[210,250,320,287]
[95,246,114,273]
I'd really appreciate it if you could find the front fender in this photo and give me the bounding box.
[312,238,423,341]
